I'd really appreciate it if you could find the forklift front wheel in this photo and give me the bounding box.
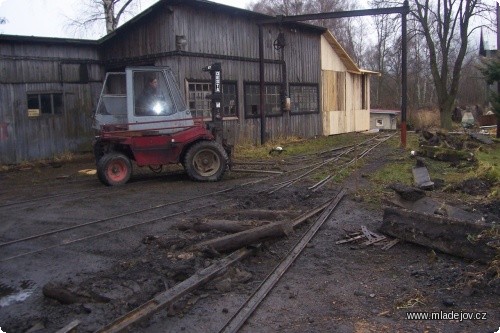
[97,152,132,186]
[184,141,228,181]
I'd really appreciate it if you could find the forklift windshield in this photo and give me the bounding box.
[134,71,176,116]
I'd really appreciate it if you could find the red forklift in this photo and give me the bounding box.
[92,63,230,186]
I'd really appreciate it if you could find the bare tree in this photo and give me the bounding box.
[248,0,307,16]
[67,0,155,37]
[248,0,368,64]
[412,0,489,129]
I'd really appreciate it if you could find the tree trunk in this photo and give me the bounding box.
[103,0,115,34]
[438,96,455,130]
[190,222,293,253]
[497,114,500,138]
[380,207,498,264]
[174,219,270,233]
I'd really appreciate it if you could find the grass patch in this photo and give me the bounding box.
[234,133,375,161]
[367,132,500,201]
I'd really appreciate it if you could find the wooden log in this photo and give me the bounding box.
[174,219,271,233]
[191,198,339,253]
[191,222,293,253]
[380,207,498,263]
[232,209,298,220]
[42,283,94,304]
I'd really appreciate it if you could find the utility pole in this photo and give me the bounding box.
[497,3,500,138]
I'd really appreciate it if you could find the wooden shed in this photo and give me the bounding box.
[370,109,400,130]
[0,35,103,164]
[0,0,370,164]
[321,31,376,135]
[99,0,326,145]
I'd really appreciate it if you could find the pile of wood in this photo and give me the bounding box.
[383,183,498,263]
[336,226,399,250]
[380,206,498,264]
[176,202,338,253]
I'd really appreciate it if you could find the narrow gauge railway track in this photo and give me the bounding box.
[0,171,187,210]
[0,134,386,210]
[0,178,278,262]
[233,133,386,179]
[0,134,395,264]
[0,134,397,333]
[265,133,395,194]
[92,190,347,333]
[0,197,234,263]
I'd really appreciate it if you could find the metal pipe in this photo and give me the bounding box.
[401,0,408,148]
[259,25,266,144]
[258,6,409,24]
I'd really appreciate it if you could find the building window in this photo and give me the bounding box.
[290,84,319,114]
[27,93,63,117]
[244,83,281,118]
[376,118,383,127]
[187,81,237,119]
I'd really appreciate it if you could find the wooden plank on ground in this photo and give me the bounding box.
[380,206,498,263]
[95,247,254,333]
[55,320,80,333]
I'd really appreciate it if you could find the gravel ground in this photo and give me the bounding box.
[0,143,498,333]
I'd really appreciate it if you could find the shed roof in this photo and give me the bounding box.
[99,0,327,43]
[370,109,401,115]
[322,30,379,76]
[0,34,98,45]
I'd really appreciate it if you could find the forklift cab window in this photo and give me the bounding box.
[134,71,175,116]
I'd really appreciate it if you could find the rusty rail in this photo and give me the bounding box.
[218,188,346,333]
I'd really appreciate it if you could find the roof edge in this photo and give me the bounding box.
[0,34,98,45]
[322,30,360,73]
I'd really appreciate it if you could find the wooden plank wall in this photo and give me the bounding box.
[0,40,102,163]
[165,5,322,144]
[322,70,369,135]
[100,3,324,144]
[1,1,325,163]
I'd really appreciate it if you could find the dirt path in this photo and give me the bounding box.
[0,144,498,333]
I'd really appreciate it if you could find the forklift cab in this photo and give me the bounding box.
[92,63,229,186]
[94,67,194,133]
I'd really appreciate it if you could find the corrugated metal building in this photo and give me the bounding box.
[0,0,372,164]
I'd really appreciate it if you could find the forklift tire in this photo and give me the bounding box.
[97,152,132,186]
[184,141,228,181]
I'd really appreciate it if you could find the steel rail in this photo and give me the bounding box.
[267,134,384,192]
[0,175,162,209]
[268,147,355,194]
[0,199,233,263]
[218,188,346,333]
[0,177,270,249]
[310,133,398,192]
[95,247,255,333]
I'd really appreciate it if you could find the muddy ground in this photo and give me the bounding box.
[0,140,498,333]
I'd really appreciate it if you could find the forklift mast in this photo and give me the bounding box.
[203,63,223,144]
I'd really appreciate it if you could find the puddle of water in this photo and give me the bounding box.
[0,280,36,308]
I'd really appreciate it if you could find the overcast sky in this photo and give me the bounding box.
[0,0,253,39]
[0,0,495,49]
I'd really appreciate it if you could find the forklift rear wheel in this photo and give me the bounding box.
[184,141,228,181]
[97,152,132,186]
